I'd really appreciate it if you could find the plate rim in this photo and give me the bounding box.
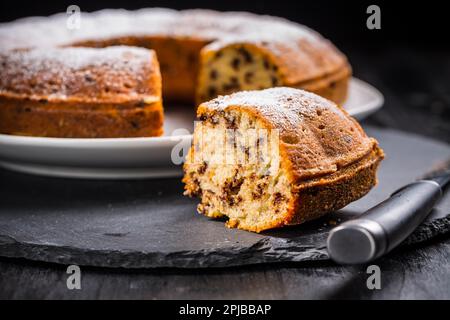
[346,77,384,118]
[0,161,183,179]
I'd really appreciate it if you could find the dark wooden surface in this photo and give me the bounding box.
[0,45,449,299]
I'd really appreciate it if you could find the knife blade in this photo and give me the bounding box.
[327,158,450,264]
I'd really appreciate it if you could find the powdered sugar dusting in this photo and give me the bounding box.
[0,46,158,99]
[3,46,149,71]
[0,8,319,49]
[203,87,338,128]
[0,8,346,85]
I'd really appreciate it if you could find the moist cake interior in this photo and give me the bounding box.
[197,45,282,102]
[184,108,293,231]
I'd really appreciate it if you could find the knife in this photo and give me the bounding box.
[327,158,450,264]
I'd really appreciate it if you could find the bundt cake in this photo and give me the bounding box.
[0,46,163,138]
[0,8,350,111]
[183,87,384,232]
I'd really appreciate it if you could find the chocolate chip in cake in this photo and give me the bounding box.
[192,178,202,196]
[38,98,48,104]
[252,183,266,199]
[238,47,253,63]
[224,177,244,196]
[198,161,208,174]
[226,194,242,207]
[256,137,266,148]
[223,83,238,91]
[244,71,254,84]
[225,114,237,129]
[209,69,218,80]
[243,147,250,158]
[208,86,217,98]
[271,76,279,86]
[231,57,241,71]
[251,192,261,200]
[330,81,337,89]
[273,192,285,206]
[231,77,240,87]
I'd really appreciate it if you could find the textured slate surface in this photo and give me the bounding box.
[0,126,449,268]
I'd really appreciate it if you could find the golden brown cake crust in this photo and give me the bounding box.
[187,87,384,232]
[0,46,163,138]
[0,97,163,138]
[0,8,351,104]
[0,46,161,102]
[287,146,383,226]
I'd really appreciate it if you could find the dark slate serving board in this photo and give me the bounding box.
[0,126,449,268]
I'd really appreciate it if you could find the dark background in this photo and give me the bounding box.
[1,0,449,142]
[0,0,448,48]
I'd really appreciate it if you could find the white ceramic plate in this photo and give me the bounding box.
[0,78,383,179]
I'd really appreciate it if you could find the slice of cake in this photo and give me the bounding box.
[183,87,384,232]
[195,36,350,105]
[0,46,163,138]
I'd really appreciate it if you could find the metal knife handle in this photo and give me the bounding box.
[327,180,442,264]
